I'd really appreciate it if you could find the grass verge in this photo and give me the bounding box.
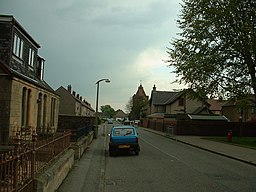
[205,137,256,149]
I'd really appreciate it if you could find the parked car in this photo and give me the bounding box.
[108,125,140,156]
[108,120,113,124]
[123,120,132,125]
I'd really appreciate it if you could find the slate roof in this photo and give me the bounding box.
[114,109,127,118]
[148,113,177,119]
[151,91,182,105]
[192,106,211,114]
[188,114,229,121]
[56,86,94,111]
[0,15,40,48]
[222,95,256,107]
[0,60,56,94]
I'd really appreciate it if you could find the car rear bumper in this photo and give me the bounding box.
[109,143,140,152]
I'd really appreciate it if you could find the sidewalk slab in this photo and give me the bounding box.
[173,136,256,166]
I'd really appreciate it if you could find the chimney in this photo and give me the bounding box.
[67,85,72,93]
[153,84,156,92]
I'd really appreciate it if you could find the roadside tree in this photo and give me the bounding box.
[167,0,256,103]
[125,97,133,114]
[100,105,116,118]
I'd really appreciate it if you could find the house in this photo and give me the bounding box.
[222,95,256,122]
[0,15,59,144]
[56,85,94,116]
[114,109,128,121]
[148,85,210,118]
[207,99,226,115]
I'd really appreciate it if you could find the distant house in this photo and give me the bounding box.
[0,15,59,144]
[56,85,94,116]
[148,85,211,119]
[222,95,256,122]
[207,99,226,115]
[114,109,128,121]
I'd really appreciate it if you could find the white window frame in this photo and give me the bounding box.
[40,60,44,80]
[28,48,35,67]
[13,33,24,59]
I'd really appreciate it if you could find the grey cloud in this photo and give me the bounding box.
[0,0,182,110]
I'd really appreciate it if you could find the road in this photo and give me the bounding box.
[58,124,256,192]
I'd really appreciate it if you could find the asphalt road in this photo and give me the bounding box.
[104,125,256,192]
[58,124,256,192]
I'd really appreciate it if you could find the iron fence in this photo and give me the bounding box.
[0,131,71,192]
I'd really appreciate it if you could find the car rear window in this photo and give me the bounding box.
[113,128,135,136]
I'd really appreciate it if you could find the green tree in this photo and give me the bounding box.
[125,97,133,114]
[167,0,256,102]
[100,105,116,118]
[130,97,148,120]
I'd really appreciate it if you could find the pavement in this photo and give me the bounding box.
[141,127,256,166]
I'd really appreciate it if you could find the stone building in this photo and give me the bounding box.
[0,15,59,144]
[130,84,148,120]
[56,85,94,116]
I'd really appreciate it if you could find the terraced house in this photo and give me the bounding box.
[0,15,59,144]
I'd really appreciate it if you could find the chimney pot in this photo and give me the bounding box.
[67,85,72,93]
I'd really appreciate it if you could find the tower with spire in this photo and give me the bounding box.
[130,83,148,120]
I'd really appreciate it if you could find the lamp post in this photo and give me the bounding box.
[94,78,110,138]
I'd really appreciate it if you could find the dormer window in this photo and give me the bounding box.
[13,33,24,59]
[28,48,35,68]
[36,56,45,80]
[40,60,44,80]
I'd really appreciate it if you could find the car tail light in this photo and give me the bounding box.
[136,137,138,143]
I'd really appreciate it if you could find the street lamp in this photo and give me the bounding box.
[94,78,110,138]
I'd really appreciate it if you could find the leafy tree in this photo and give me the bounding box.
[167,0,256,102]
[125,97,133,114]
[100,105,116,118]
[130,97,148,120]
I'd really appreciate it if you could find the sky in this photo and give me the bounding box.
[0,0,185,112]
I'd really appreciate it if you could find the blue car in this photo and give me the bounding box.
[108,125,140,156]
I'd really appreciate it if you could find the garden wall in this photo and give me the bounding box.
[142,119,256,136]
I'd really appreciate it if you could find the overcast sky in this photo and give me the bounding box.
[0,0,185,112]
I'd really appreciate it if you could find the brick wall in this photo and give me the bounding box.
[142,119,256,136]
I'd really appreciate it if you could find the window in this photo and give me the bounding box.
[40,60,44,80]
[252,106,256,114]
[21,88,31,127]
[113,128,134,136]
[178,97,184,106]
[50,97,56,126]
[28,48,35,67]
[13,33,24,59]
[21,87,27,127]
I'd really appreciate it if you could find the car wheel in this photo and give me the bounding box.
[134,151,139,156]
